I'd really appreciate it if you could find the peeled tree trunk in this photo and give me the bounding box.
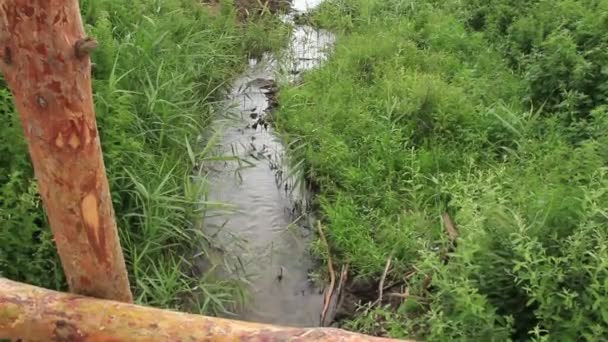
[0,1,132,302]
[0,278,406,341]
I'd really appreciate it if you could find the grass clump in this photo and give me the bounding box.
[0,0,285,314]
[463,0,608,120]
[276,0,608,340]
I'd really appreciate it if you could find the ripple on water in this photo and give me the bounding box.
[201,4,335,327]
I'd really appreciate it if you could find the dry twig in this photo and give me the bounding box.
[442,212,458,242]
[373,255,393,307]
[318,221,336,326]
[335,264,350,314]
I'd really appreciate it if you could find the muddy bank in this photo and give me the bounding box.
[200,2,335,327]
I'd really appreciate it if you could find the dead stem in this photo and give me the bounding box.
[318,221,336,326]
[373,255,392,307]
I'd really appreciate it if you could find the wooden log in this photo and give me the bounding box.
[0,278,407,341]
[0,1,132,301]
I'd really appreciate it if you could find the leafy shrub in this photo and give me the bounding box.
[464,0,608,121]
[277,0,608,340]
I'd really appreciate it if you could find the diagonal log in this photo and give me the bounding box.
[0,278,409,342]
[0,0,132,301]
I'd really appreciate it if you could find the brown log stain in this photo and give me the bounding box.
[49,80,62,93]
[36,11,47,26]
[3,46,12,65]
[35,43,47,56]
[79,276,91,287]
[54,320,85,342]
[39,60,51,77]
[21,5,34,17]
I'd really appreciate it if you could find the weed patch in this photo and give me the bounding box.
[0,0,285,314]
[276,0,608,339]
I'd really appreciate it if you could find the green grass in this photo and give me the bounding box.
[276,0,608,340]
[0,0,286,315]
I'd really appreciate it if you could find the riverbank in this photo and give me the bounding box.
[276,0,608,340]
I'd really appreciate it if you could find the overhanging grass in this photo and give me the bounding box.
[0,0,287,315]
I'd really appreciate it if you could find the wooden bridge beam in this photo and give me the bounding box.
[0,278,405,342]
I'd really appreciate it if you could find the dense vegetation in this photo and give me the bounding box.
[0,0,286,313]
[277,0,608,340]
[3,0,608,339]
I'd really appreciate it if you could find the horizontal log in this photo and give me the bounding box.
[0,278,408,341]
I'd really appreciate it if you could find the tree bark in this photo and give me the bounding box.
[0,278,407,342]
[0,0,132,302]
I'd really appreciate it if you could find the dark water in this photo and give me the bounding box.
[201,3,335,327]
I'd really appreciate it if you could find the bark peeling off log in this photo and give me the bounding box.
[0,278,408,342]
[74,37,98,58]
[0,1,132,302]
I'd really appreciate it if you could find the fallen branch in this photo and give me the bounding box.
[403,213,459,299]
[440,212,459,267]
[322,264,350,326]
[336,264,350,315]
[442,212,458,243]
[388,287,410,299]
[337,265,349,294]
[373,256,393,307]
[387,287,428,302]
[318,221,336,327]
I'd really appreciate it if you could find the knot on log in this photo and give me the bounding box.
[74,38,98,59]
[36,95,48,108]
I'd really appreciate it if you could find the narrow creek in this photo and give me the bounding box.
[201,0,335,327]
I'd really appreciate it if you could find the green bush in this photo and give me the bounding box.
[464,0,608,121]
[277,0,608,340]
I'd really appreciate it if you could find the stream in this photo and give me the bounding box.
[201,0,335,327]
